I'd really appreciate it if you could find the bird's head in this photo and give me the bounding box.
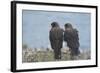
[51,22,59,28]
[64,23,73,29]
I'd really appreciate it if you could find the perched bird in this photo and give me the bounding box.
[64,23,80,60]
[49,22,63,60]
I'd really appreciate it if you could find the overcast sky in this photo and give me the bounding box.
[22,10,91,49]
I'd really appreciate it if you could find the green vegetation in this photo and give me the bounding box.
[22,44,28,50]
[22,48,90,63]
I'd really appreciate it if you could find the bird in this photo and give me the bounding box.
[49,22,63,60]
[64,23,80,59]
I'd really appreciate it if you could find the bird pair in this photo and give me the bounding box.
[49,22,80,60]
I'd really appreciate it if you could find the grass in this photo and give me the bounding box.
[22,48,91,63]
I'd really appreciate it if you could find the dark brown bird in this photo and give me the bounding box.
[49,22,63,60]
[64,23,80,59]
